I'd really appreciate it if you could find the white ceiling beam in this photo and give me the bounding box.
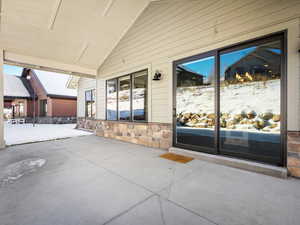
[102,0,115,17]
[4,51,97,78]
[48,0,62,30]
[76,42,89,62]
[0,0,2,32]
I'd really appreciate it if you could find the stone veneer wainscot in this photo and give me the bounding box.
[77,117,172,150]
[287,131,300,177]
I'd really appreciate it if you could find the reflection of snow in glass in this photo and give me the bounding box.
[133,88,146,117]
[177,80,280,115]
[107,88,146,118]
[118,89,130,118]
[177,79,280,133]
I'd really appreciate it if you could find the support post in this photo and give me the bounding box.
[0,49,6,148]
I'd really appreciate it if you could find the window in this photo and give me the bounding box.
[133,71,147,121]
[19,102,24,114]
[13,102,26,118]
[92,89,96,118]
[106,79,117,120]
[40,100,47,116]
[118,75,131,120]
[106,70,148,122]
[85,89,96,118]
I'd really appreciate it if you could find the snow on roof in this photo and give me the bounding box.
[34,70,77,97]
[4,74,30,97]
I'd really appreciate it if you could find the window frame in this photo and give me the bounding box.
[106,69,148,122]
[132,71,148,122]
[85,89,96,118]
[117,74,132,121]
[106,78,118,121]
[172,31,287,167]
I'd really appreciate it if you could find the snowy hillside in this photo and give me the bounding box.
[177,79,281,133]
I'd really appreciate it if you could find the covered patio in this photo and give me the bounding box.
[0,0,154,147]
[1,1,300,224]
[0,135,299,225]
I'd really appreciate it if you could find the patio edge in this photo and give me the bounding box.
[169,147,288,179]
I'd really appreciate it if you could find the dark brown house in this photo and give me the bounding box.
[176,66,204,87]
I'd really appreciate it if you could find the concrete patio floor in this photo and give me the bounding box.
[0,135,299,225]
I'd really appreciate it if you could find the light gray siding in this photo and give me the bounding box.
[97,0,300,130]
[77,77,96,117]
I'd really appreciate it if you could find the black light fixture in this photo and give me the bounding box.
[153,70,162,81]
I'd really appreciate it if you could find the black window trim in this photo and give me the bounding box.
[172,30,287,167]
[105,69,148,122]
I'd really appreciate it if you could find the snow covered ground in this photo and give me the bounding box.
[177,79,280,115]
[176,79,281,133]
[4,123,92,146]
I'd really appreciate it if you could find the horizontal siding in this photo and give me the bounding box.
[96,79,105,120]
[98,0,300,126]
[100,0,300,73]
[77,77,96,117]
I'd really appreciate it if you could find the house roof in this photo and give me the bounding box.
[4,74,30,98]
[33,69,77,97]
[225,46,281,73]
[177,65,204,78]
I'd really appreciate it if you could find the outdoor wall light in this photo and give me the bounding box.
[153,70,162,81]
[26,75,31,80]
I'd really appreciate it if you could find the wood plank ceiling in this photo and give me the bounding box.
[0,0,152,76]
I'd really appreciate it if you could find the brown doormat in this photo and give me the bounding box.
[159,153,194,164]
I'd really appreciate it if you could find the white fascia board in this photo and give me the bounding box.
[4,52,97,77]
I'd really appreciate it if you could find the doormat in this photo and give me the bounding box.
[159,153,194,164]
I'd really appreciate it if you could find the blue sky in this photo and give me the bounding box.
[182,47,256,79]
[3,65,23,76]
[182,56,215,78]
[220,47,256,76]
[182,45,282,79]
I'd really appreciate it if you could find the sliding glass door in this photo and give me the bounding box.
[174,33,285,166]
[219,39,283,164]
[175,53,216,153]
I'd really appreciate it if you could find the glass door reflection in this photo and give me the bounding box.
[175,55,216,152]
[219,40,282,164]
[174,33,284,166]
